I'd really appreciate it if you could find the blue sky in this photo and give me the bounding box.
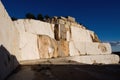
[1,0,120,51]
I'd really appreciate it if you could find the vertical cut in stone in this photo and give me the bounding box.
[54,24,60,40]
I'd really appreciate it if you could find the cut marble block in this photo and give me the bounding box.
[86,42,112,55]
[14,19,55,39]
[58,40,69,57]
[69,42,112,55]
[67,54,120,64]
[69,41,80,56]
[54,24,71,41]
[37,35,58,59]
[71,26,92,42]
[72,41,86,55]
[19,32,40,61]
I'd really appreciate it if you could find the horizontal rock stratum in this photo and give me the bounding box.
[0,1,119,80]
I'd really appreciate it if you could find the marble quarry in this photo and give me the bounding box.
[0,1,119,80]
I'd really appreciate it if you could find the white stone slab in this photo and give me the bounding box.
[24,19,54,38]
[14,19,54,39]
[86,43,112,55]
[69,41,80,56]
[72,41,86,55]
[69,41,111,55]
[67,54,120,64]
[71,26,92,42]
[19,32,40,61]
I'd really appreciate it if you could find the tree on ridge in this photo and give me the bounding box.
[25,13,36,19]
[37,14,44,21]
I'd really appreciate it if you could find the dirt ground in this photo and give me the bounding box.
[6,59,120,80]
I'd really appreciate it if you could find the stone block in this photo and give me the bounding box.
[71,26,92,42]
[72,42,86,55]
[58,19,65,24]
[14,19,55,39]
[69,41,80,56]
[67,16,75,22]
[89,30,100,42]
[86,43,112,55]
[69,41,111,55]
[67,54,120,64]
[37,35,58,59]
[58,40,69,57]
[19,32,40,61]
[59,16,67,21]
[60,24,67,40]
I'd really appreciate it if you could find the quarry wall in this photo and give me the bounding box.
[0,1,119,79]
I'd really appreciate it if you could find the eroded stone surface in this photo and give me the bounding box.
[37,35,58,59]
[57,40,69,57]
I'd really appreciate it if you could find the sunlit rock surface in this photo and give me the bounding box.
[13,17,119,64]
[0,0,120,79]
[0,1,19,80]
[37,35,58,58]
[67,54,119,64]
[0,1,19,59]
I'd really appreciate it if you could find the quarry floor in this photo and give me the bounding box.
[6,59,120,80]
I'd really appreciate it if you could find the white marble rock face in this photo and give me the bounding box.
[14,20,40,60]
[0,1,19,80]
[69,41,80,56]
[14,19,55,39]
[71,26,93,42]
[67,54,120,64]
[0,1,120,80]
[19,32,40,60]
[86,43,112,55]
[0,1,19,58]
[0,0,120,67]
[13,16,118,63]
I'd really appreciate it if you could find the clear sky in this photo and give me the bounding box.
[1,0,120,42]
